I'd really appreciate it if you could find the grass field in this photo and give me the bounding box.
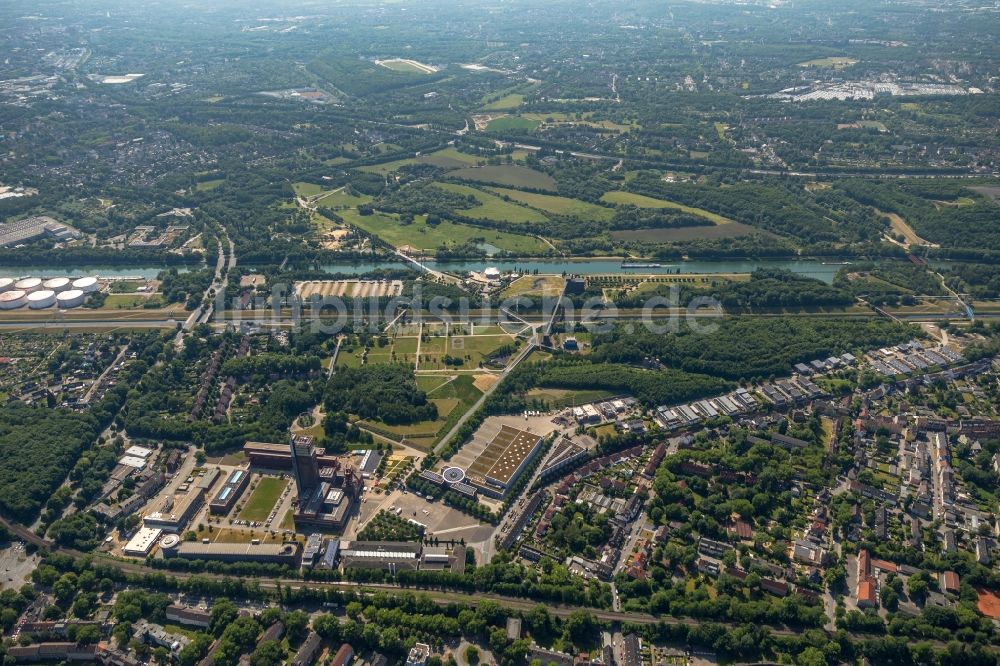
[876,208,936,247]
[520,112,635,132]
[292,182,327,198]
[451,165,557,192]
[195,179,224,191]
[239,477,288,522]
[600,191,736,225]
[101,294,163,309]
[610,225,753,242]
[487,187,616,220]
[525,387,616,408]
[482,93,525,111]
[315,190,372,209]
[359,147,484,175]
[486,116,540,132]
[434,182,548,223]
[376,58,438,74]
[360,374,483,448]
[502,275,566,298]
[798,56,858,69]
[339,209,544,255]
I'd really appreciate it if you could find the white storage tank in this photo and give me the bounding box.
[56,289,85,309]
[14,277,42,294]
[27,290,56,309]
[0,290,27,309]
[43,277,71,293]
[0,278,13,293]
[72,276,99,293]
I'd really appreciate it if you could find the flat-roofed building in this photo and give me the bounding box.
[168,541,300,566]
[123,527,163,557]
[209,468,250,515]
[467,426,543,498]
[165,606,211,629]
[143,488,206,533]
[340,540,421,572]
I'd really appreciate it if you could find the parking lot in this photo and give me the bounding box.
[349,485,493,546]
[0,542,39,589]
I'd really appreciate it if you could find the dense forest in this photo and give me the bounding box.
[324,365,437,425]
[591,317,917,381]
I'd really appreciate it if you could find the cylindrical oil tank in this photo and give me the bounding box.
[56,289,85,309]
[14,277,42,294]
[0,278,13,293]
[0,290,26,309]
[72,276,99,293]
[27,290,56,309]
[43,277,71,293]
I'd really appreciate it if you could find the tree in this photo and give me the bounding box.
[250,640,285,666]
[907,577,929,604]
[210,599,239,636]
[465,646,480,665]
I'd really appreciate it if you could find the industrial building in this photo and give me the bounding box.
[0,216,80,247]
[339,541,421,572]
[163,540,301,566]
[209,468,250,515]
[467,426,544,498]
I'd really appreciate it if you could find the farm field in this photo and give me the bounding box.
[434,182,548,224]
[451,165,558,191]
[338,209,545,255]
[487,187,616,220]
[600,191,738,225]
[238,477,288,522]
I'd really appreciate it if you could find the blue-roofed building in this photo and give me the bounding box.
[209,467,252,514]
